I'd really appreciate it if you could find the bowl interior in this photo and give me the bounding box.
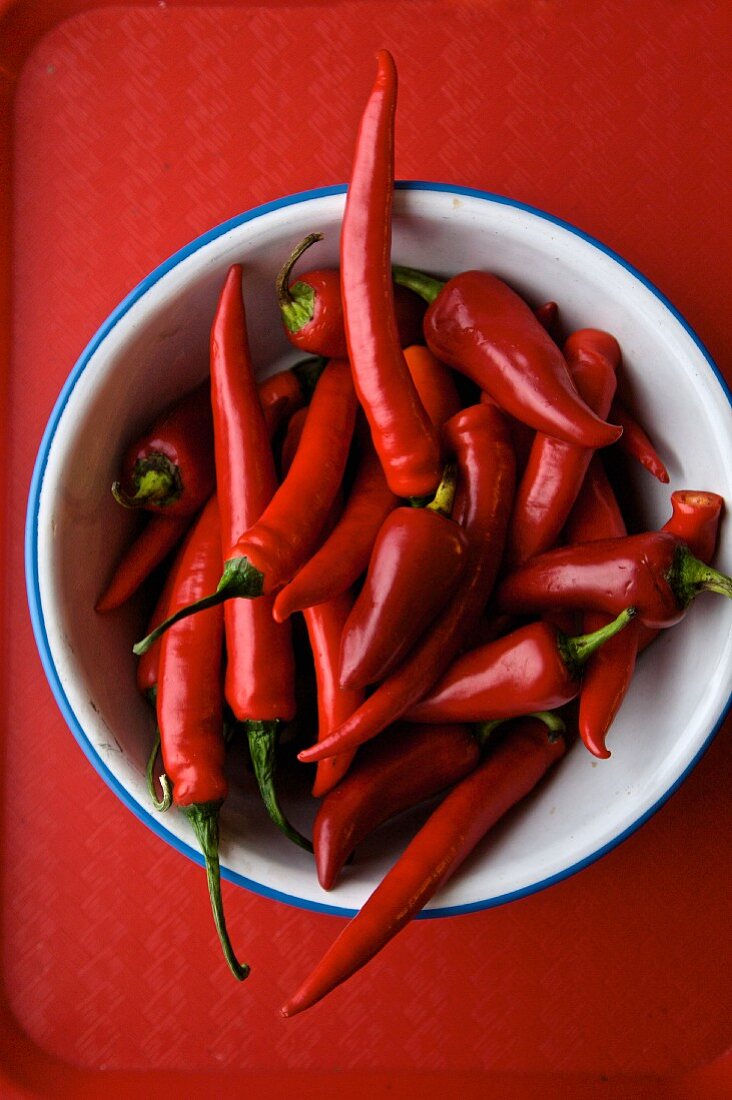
[27,184,732,916]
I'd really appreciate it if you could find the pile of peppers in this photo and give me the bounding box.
[95,49,731,1014]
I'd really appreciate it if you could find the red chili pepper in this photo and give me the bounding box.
[155,494,247,981]
[95,511,190,613]
[404,607,635,724]
[610,396,670,483]
[282,712,566,1017]
[303,591,363,798]
[534,299,560,338]
[111,381,215,514]
[505,328,621,567]
[272,422,396,621]
[313,720,482,891]
[297,402,516,764]
[207,265,305,849]
[276,233,427,357]
[392,265,622,449]
[258,356,326,439]
[338,464,469,690]
[496,529,732,629]
[635,489,724,655]
[340,50,443,499]
[568,481,724,759]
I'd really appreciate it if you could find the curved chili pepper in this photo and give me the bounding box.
[505,329,621,568]
[95,511,190,613]
[610,396,670,483]
[340,49,442,499]
[563,454,635,758]
[111,381,215,514]
[133,356,359,654]
[282,712,566,1017]
[297,402,516,764]
[392,265,622,449]
[313,720,482,891]
[258,356,326,439]
[568,481,724,759]
[155,495,247,981]
[271,423,397,621]
[402,343,462,427]
[207,264,305,850]
[303,591,363,798]
[338,464,469,690]
[404,608,635,724]
[496,530,732,629]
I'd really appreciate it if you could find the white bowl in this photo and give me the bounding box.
[25,183,732,917]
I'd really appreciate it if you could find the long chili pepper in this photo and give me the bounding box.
[313,720,483,891]
[276,233,427,358]
[562,455,635,758]
[610,396,670,483]
[133,355,359,653]
[258,356,326,439]
[155,495,248,981]
[392,265,622,449]
[207,264,305,850]
[496,530,732,629]
[505,329,621,568]
[338,464,469,690]
[297,402,516,764]
[95,511,190,613]
[282,712,566,1017]
[302,591,364,798]
[404,608,635,724]
[271,423,397,621]
[111,381,215,514]
[340,49,442,499]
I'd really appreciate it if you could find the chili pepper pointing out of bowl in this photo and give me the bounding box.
[297,401,516,764]
[111,381,215,514]
[283,712,566,1017]
[338,462,469,690]
[392,265,623,449]
[496,530,732,629]
[155,494,248,981]
[340,49,443,499]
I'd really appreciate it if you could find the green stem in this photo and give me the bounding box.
[112,455,182,508]
[184,802,249,981]
[276,233,323,333]
[146,732,172,812]
[670,545,732,607]
[132,555,265,656]
[392,264,446,305]
[559,607,637,679]
[426,463,458,518]
[246,720,313,852]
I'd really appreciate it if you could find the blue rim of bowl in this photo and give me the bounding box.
[25,180,732,919]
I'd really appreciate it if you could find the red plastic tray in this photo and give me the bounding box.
[2,1,731,1095]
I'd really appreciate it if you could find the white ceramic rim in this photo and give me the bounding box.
[25,181,732,918]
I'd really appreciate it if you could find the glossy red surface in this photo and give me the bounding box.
[1,1,730,1094]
